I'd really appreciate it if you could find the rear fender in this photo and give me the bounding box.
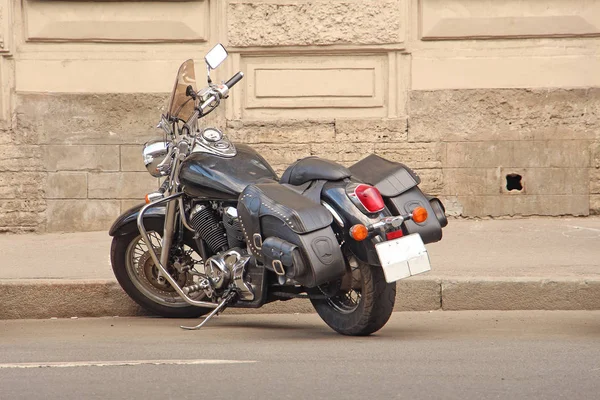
[108,203,167,237]
[321,180,390,266]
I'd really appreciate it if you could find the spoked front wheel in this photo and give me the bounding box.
[111,230,211,318]
[310,256,396,336]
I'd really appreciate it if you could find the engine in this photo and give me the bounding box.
[190,205,229,253]
[188,204,254,301]
[222,207,245,249]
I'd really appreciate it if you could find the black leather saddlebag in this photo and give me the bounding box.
[350,154,447,244]
[237,182,346,287]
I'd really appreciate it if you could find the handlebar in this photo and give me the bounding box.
[225,72,244,89]
[181,72,244,134]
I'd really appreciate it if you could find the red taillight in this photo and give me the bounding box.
[386,230,404,240]
[354,184,385,213]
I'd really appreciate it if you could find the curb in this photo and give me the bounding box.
[1,278,599,320]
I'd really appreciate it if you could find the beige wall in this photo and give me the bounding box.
[1,0,599,232]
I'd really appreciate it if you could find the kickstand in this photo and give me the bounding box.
[180,292,236,331]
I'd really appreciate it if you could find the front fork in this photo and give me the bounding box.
[136,151,219,310]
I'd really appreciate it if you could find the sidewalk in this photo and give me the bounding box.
[1,218,599,319]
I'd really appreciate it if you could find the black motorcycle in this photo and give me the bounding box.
[109,44,448,336]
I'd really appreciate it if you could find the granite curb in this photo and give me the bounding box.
[2,277,599,320]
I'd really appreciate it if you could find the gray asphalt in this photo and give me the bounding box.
[1,311,600,399]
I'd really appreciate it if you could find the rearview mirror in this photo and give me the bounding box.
[205,44,228,70]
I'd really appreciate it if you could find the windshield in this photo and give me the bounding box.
[166,59,197,121]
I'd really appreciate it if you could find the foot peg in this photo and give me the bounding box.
[180,291,237,331]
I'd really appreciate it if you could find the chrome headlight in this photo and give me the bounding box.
[143,139,170,177]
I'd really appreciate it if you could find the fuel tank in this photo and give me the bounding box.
[179,144,278,199]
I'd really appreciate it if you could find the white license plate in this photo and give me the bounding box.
[375,233,431,283]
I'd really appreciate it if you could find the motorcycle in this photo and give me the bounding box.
[108,44,448,336]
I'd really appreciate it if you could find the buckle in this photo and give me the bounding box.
[272,260,285,276]
[252,233,262,250]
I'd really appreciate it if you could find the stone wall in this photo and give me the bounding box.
[1,0,599,232]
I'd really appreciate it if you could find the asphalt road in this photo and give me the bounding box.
[1,311,599,399]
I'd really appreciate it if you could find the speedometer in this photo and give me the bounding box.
[202,128,223,142]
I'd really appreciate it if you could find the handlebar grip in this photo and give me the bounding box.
[225,72,244,89]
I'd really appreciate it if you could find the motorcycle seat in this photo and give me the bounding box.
[279,157,351,186]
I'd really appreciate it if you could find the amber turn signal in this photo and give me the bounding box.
[412,206,428,223]
[349,224,369,241]
[145,194,151,204]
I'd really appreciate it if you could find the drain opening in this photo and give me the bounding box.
[506,174,523,191]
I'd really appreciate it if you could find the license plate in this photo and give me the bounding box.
[375,233,431,283]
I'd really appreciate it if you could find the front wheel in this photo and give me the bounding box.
[310,257,396,336]
[111,230,211,318]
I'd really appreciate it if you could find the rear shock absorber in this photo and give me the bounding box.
[190,205,229,253]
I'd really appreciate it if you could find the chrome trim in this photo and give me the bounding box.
[202,128,223,143]
[229,250,254,301]
[321,201,344,227]
[143,140,170,178]
[191,127,236,158]
[156,116,173,136]
[206,254,231,290]
[146,192,164,203]
[136,193,218,309]
[178,197,195,232]
[368,215,406,232]
[252,233,263,250]
[272,260,285,276]
[224,206,238,220]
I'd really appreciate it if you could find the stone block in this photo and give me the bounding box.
[309,142,376,167]
[457,195,589,217]
[590,169,600,194]
[0,280,146,319]
[446,141,512,168]
[226,120,335,144]
[0,199,45,232]
[335,118,408,143]
[591,142,600,168]
[414,168,444,195]
[250,144,311,172]
[121,199,143,214]
[46,200,120,232]
[436,196,463,216]
[442,279,600,311]
[500,167,589,195]
[409,89,600,143]
[591,195,600,215]
[336,142,375,165]
[512,140,592,168]
[0,172,45,199]
[44,145,120,172]
[45,172,87,199]
[0,145,44,171]
[88,172,158,199]
[120,145,146,172]
[444,168,502,196]
[394,278,441,311]
[375,142,445,169]
[227,1,404,47]
[15,93,167,145]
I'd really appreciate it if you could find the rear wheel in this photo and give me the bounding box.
[111,230,211,318]
[310,256,396,336]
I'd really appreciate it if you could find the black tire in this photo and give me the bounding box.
[310,257,396,336]
[111,230,211,318]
